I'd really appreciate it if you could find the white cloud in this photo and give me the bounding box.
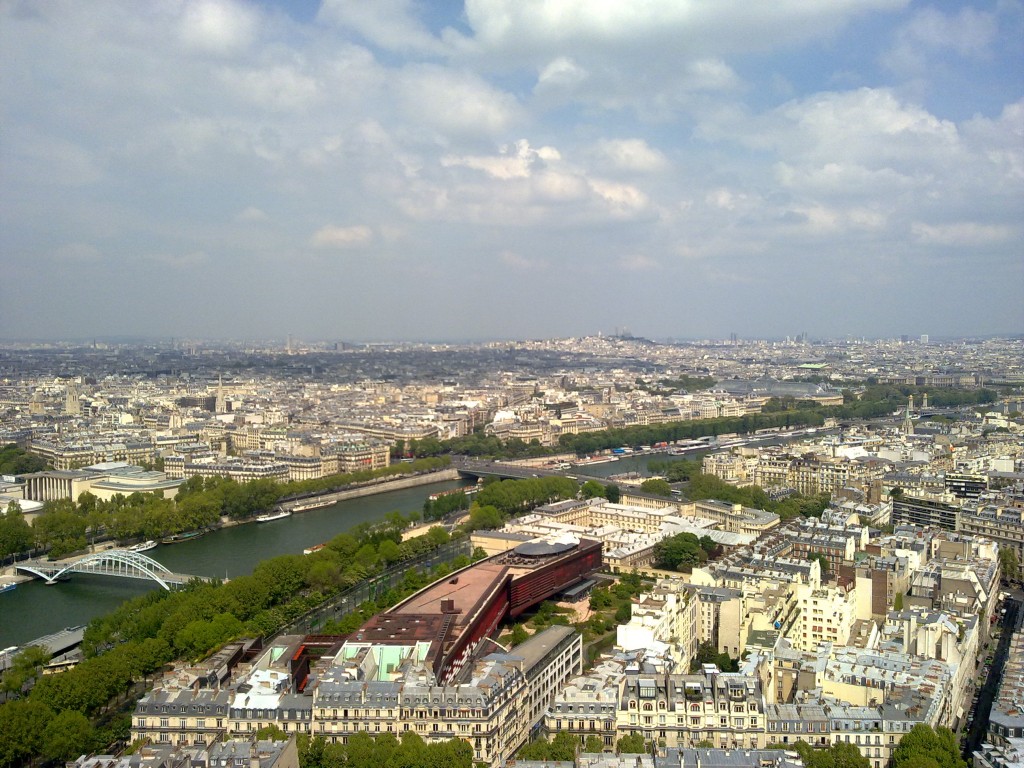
[593,139,668,173]
[883,7,997,76]
[535,56,589,91]
[217,65,320,111]
[317,0,446,55]
[500,250,547,270]
[459,0,907,59]
[53,243,102,262]
[144,251,209,268]
[236,207,269,223]
[178,0,258,55]
[442,139,559,179]
[619,254,658,271]
[394,65,523,138]
[310,225,374,248]
[911,221,1014,246]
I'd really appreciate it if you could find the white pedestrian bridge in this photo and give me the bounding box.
[16,550,199,591]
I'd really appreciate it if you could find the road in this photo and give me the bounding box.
[963,590,1022,758]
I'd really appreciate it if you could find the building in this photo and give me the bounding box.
[314,626,582,766]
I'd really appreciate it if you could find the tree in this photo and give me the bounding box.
[639,478,673,497]
[894,592,904,611]
[255,724,289,741]
[604,484,620,503]
[892,724,967,768]
[617,733,647,754]
[580,480,606,499]
[42,710,95,762]
[809,552,831,575]
[1,645,50,696]
[509,624,529,646]
[0,699,54,768]
[999,545,1021,585]
[0,502,32,557]
[584,735,605,753]
[653,532,710,570]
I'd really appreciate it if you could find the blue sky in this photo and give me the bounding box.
[1,0,1021,342]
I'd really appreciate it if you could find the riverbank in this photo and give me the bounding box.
[4,468,463,576]
[278,467,460,510]
[0,474,472,648]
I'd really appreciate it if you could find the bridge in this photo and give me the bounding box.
[452,457,610,485]
[16,550,200,591]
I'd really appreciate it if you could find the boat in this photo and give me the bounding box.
[291,498,335,512]
[303,543,327,556]
[428,486,480,501]
[572,455,619,466]
[255,509,292,523]
[128,540,158,553]
[161,530,207,545]
[0,583,15,595]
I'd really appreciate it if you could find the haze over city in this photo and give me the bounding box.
[1,0,1022,342]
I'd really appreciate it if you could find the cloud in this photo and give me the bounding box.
[317,0,446,55]
[459,0,908,58]
[217,65,320,111]
[394,65,523,138]
[144,251,209,268]
[882,7,998,76]
[236,207,269,223]
[911,221,1014,246]
[500,250,547,270]
[310,225,374,248]
[592,139,668,173]
[619,254,659,271]
[178,0,258,55]
[442,139,559,179]
[52,243,102,262]
[535,56,589,91]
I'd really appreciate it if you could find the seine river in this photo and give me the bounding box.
[0,430,824,649]
[0,477,472,649]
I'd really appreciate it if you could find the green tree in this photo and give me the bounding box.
[0,502,33,557]
[892,724,967,768]
[580,480,606,499]
[1,645,51,696]
[0,699,53,768]
[639,478,673,497]
[617,733,647,754]
[255,723,289,741]
[509,624,529,646]
[810,552,831,575]
[999,545,1021,585]
[584,735,606,753]
[42,710,95,762]
[604,484,620,503]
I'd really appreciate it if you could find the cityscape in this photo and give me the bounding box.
[0,333,1022,768]
[2,0,1023,767]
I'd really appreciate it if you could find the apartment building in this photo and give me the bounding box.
[314,626,581,766]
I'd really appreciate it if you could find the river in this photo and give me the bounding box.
[0,476,473,649]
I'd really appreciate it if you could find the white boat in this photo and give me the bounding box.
[255,509,292,523]
[128,540,158,553]
[292,498,335,512]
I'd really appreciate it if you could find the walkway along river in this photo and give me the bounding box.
[0,475,474,648]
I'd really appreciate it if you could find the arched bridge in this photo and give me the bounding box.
[16,550,199,591]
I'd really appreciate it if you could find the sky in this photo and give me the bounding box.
[1,0,1022,343]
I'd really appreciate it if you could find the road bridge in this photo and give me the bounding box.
[452,457,611,485]
[16,550,200,591]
